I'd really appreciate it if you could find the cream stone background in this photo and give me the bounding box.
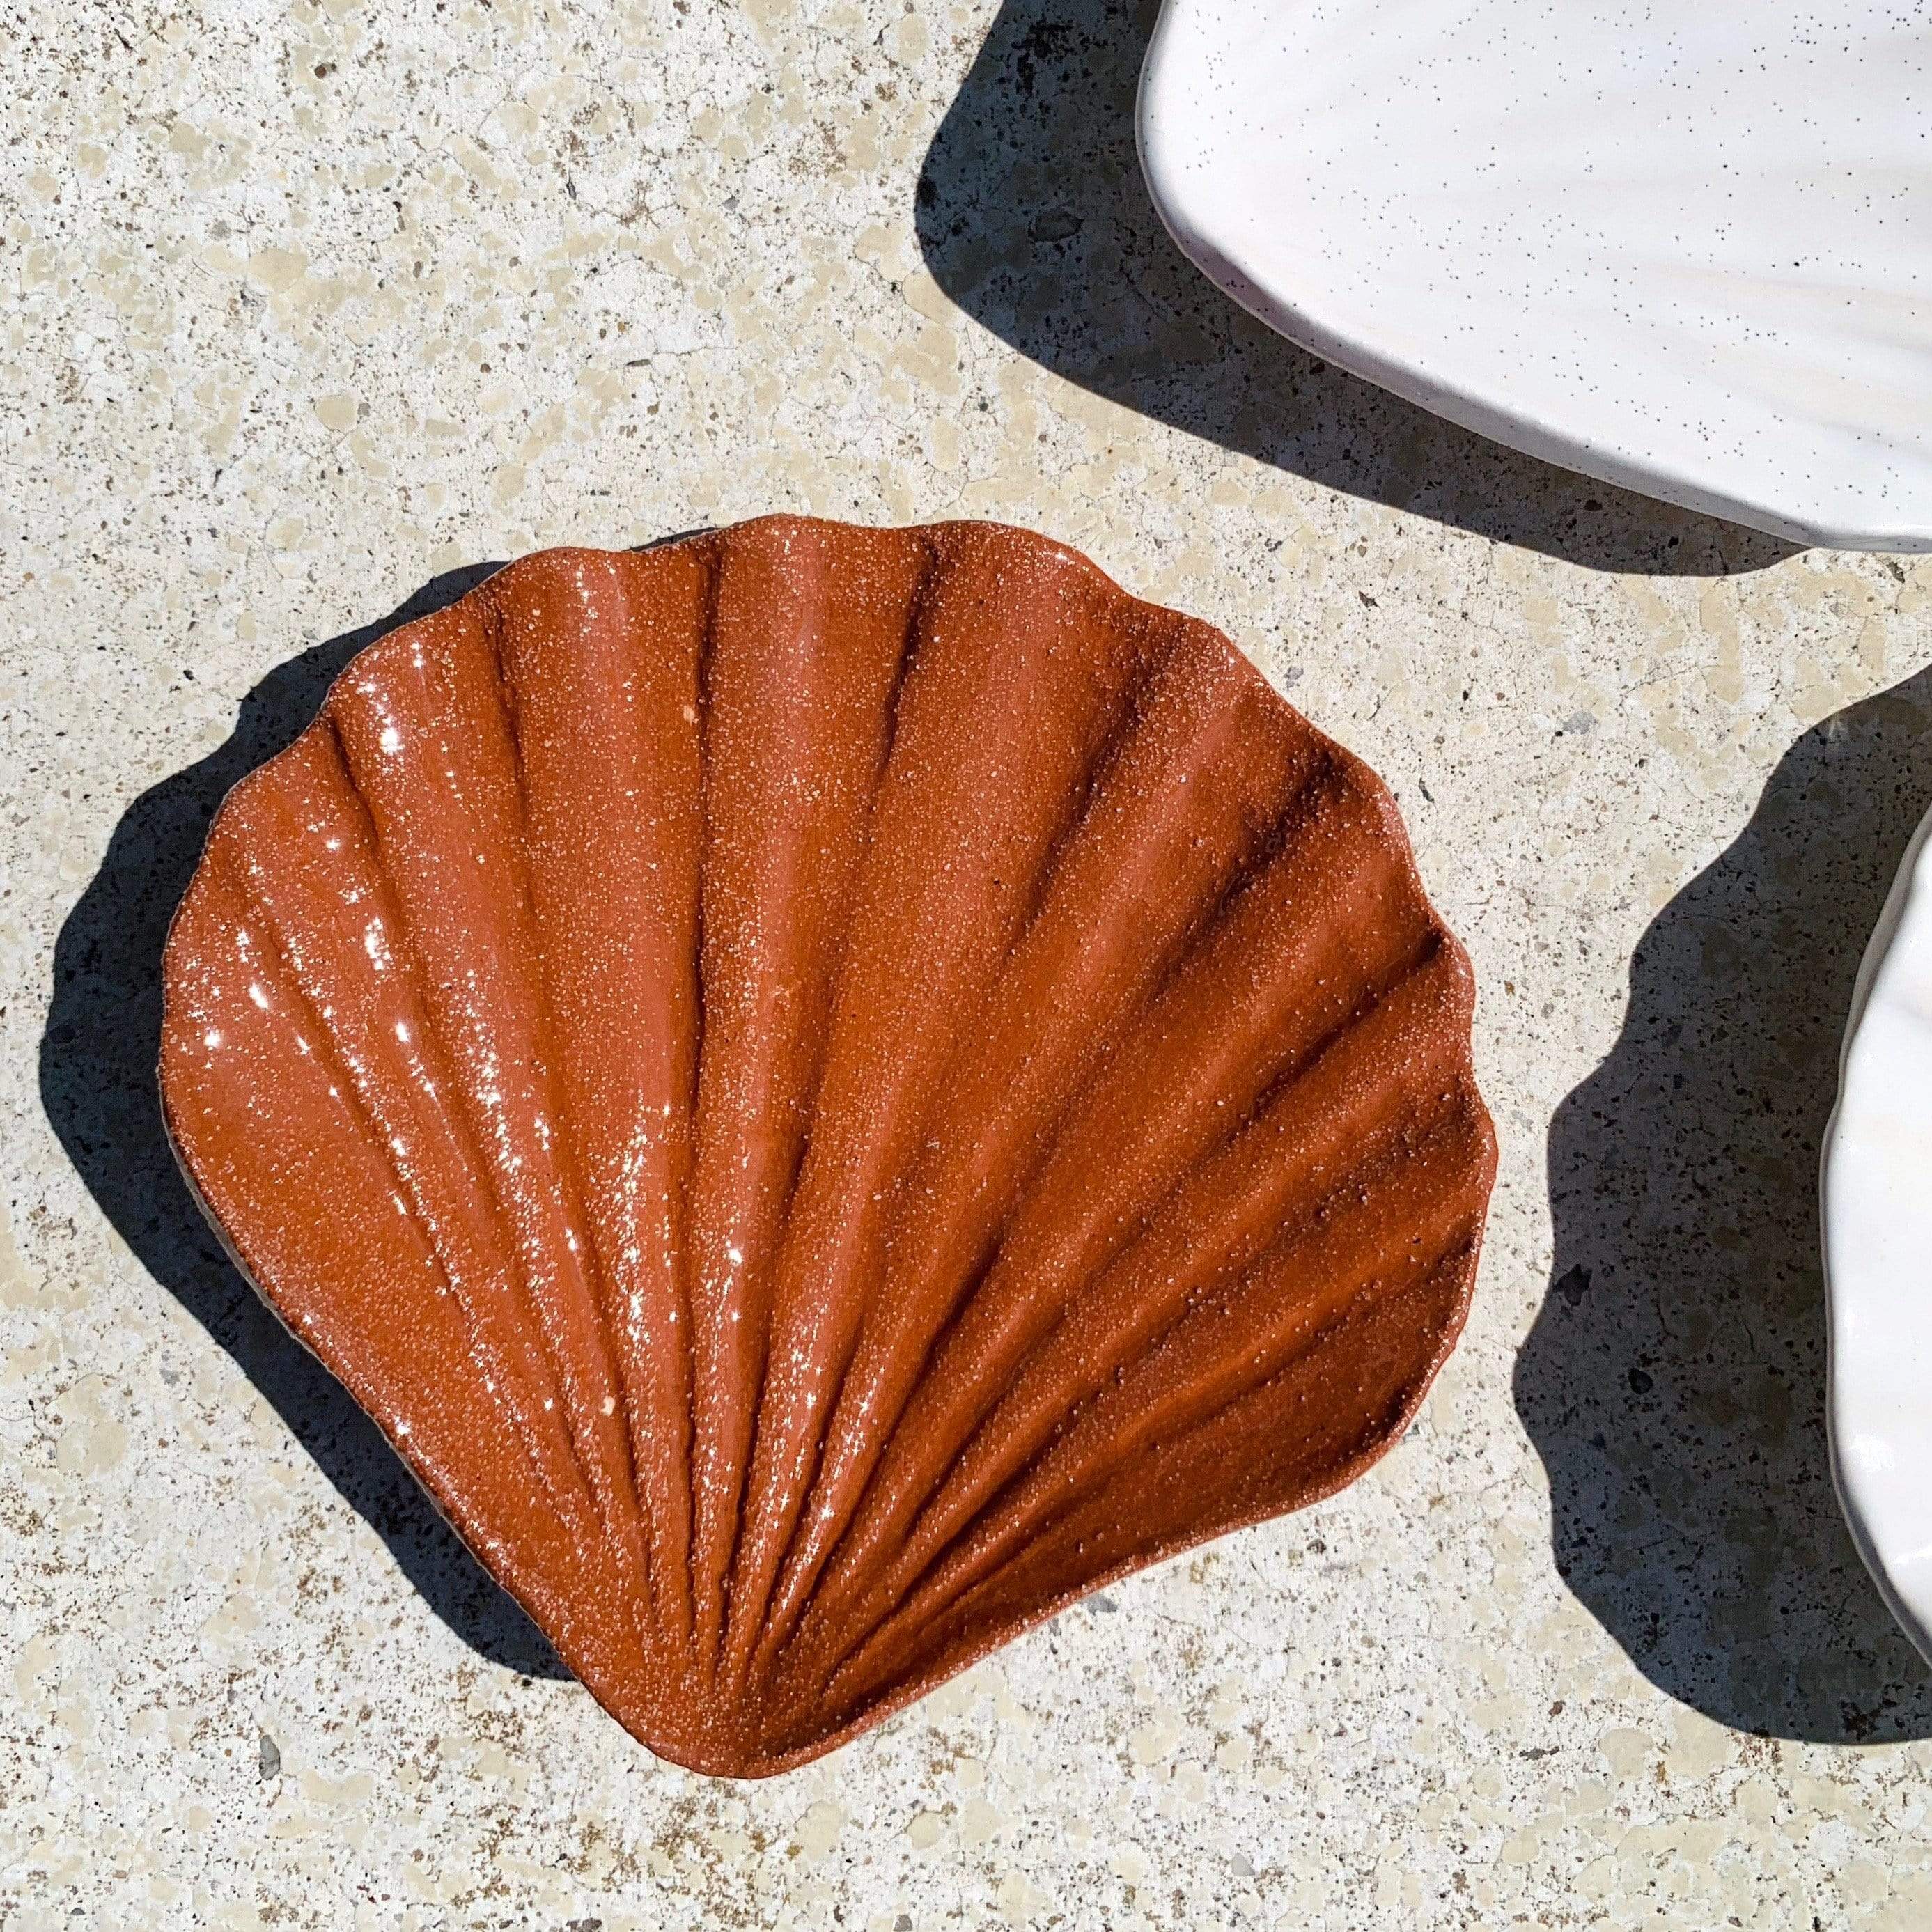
[6,2,1932,1926]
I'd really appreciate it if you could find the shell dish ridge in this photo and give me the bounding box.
[159,513,1497,1775]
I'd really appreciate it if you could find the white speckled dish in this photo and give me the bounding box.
[1823,804,1932,1664]
[1137,0,1932,550]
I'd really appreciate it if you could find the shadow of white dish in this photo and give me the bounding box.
[1824,804,1932,1666]
[1138,0,1932,550]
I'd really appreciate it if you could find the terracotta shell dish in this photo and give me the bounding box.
[159,515,1497,1777]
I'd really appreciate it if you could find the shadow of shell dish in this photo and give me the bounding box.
[158,514,1497,1776]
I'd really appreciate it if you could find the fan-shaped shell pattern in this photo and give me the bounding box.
[1139,0,1932,547]
[159,515,1497,1775]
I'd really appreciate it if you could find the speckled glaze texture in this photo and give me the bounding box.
[1139,0,1932,548]
[157,515,1495,1775]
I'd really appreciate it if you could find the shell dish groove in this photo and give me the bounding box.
[159,515,1497,1776]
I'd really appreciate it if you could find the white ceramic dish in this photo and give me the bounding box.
[1138,0,1932,550]
[1823,804,1932,1665]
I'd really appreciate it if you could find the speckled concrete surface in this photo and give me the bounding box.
[6,4,1932,1928]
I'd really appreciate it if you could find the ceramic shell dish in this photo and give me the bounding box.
[1138,0,1932,549]
[159,515,1497,1775]
[1823,804,1932,1665]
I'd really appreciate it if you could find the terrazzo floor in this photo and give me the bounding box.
[6,3,1932,1926]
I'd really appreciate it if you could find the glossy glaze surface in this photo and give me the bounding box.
[1824,802,1932,1666]
[1139,0,1932,548]
[159,515,1495,1775]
